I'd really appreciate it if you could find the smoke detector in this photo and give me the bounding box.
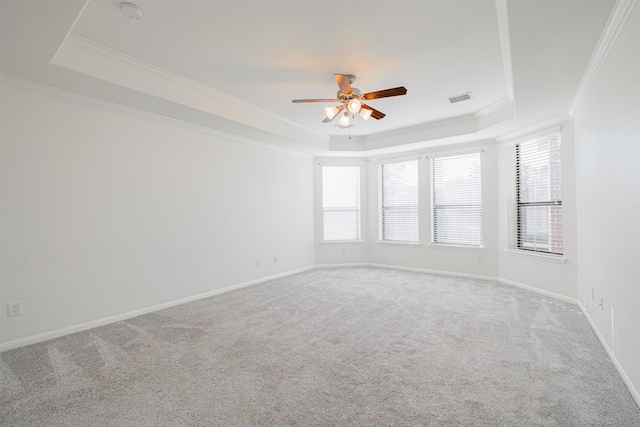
[120,3,143,21]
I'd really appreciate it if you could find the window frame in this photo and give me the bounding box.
[513,133,563,256]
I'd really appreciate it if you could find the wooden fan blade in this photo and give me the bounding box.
[334,74,352,94]
[363,86,407,100]
[361,103,386,120]
[292,98,338,103]
[322,105,344,123]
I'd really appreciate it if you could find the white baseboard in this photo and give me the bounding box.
[5,261,637,415]
[368,263,499,282]
[314,263,371,269]
[579,302,640,409]
[498,277,579,305]
[320,263,579,306]
[0,265,315,352]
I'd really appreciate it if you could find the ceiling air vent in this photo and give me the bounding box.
[447,92,472,104]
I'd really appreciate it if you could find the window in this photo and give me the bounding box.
[378,159,419,242]
[321,165,361,242]
[508,132,562,255]
[431,153,482,246]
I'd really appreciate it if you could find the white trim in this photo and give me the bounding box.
[497,116,569,144]
[0,264,584,355]
[322,263,580,305]
[0,74,312,160]
[568,0,638,116]
[505,249,567,264]
[0,266,314,352]
[498,277,578,305]
[314,263,371,269]
[425,148,485,160]
[375,155,422,166]
[495,0,515,101]
[316,159,368,166]
[320,240,364,245]
[474,97,513,120]
[59,34,324,140]
[50,0,90,63]
[376,240,422,247]
[368,263,498,282]
[579,302,640,409]
[5,261,635,409]
[429,243,485,251]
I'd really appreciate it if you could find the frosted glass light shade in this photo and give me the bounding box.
[325,106,340,120]
[359,108,372,121]
[347,99,362,114]
[339,113,350,127]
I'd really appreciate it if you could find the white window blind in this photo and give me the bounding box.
[378,159,419,242]
[322,165,361,242]
[507,132,562,255]
[431,153,482,246]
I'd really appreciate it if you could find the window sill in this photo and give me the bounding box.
[429,243,484,251]
[506,249,567,264]
[320,240,363,245]
[377,240,422,247]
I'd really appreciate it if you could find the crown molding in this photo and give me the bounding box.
[496,114,571,143]
[60,34,317,133]
[568,0,638,116]
[475,97,513,119]
[0,74,314,159]
[495,0,516,103]
[50,0,90,63]
[52,34,327,147]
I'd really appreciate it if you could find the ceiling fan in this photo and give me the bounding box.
[292,74,407,127]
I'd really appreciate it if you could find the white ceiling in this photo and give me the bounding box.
[1,0,616,156]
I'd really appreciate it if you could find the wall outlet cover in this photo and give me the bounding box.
[8,301,22,317]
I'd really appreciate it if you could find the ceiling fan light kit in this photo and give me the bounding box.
[292,74,407,128]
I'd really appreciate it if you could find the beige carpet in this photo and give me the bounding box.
[2,267,639,426]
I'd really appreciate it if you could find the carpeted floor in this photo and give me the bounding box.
[1,267,639,426]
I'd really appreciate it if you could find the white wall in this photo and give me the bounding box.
[0,81,315,347]
[574,4,639,401]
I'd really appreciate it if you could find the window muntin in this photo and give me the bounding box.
[514,133,563,255]
[321,165,361,242]
[378,159,419,242]
[431,153,482,246]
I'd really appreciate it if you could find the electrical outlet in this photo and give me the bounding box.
[477,256,483,263]
[599,296,604,311]
[273,255,278,263]
[341,248,347,255]
[256,258,261,267]
[7,301,22,317]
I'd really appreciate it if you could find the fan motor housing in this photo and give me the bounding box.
[337,87,362,101]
